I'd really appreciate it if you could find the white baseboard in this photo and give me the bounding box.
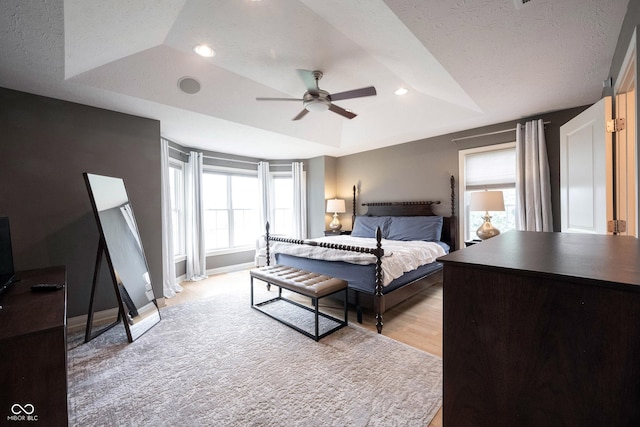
[206,262,253,276]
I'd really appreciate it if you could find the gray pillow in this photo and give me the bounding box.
[351,216,391,238]
[386,216,443,241]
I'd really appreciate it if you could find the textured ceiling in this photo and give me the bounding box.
[0,0,630,159]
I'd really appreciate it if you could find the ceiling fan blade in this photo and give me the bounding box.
[292,109,309,121]
[297,69,318,92]
[329,104,357,119]
[330,86,377,101]
[256,97,303,101]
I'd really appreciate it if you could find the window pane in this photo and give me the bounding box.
[169,164,185,256]
[231,175,259,247]
[273,209,293,236]
[202,173,229,250]
[231,175,258,209]
[272,176,293,235]
[233,209,260,246]
[204,210,229,249]
[203,173,228,210]
[171,209,180,255]
[273,177,293,208]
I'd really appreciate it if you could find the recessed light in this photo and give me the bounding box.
[193,44,215,58]
[394,87,408,96]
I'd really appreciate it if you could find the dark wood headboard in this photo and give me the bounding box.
[352,176,458,251]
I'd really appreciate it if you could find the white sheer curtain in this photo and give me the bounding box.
[160,139,182,297]
[515,119,553,231]
[184,151,207,281]
[257,161,271,235]
[292,161,307,239]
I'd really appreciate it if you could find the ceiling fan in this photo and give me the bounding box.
[256,69,376,120]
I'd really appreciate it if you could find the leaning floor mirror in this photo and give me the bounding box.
[84,172,161,342]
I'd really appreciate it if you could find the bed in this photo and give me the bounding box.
[265,176,457,334]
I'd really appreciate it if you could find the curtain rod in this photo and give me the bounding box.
[451,121,551,143]
[168,145,293,166]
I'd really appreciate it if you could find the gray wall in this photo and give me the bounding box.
[335,107,589,233]
[0,87,162,318]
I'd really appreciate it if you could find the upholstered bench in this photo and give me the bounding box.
[250,265,348,341]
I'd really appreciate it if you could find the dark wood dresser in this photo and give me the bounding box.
[438,232,640,427]
[0,266,67,426]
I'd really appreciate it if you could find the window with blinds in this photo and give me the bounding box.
[459,143,517,242]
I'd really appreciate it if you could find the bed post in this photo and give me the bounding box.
[373,226,384,333]
[450,175,455,217]
[449,175,458,251]
[352,185,357,228]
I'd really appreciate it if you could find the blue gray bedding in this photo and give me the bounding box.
[275,240,449,294]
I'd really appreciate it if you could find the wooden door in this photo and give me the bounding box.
[560,97,613,234]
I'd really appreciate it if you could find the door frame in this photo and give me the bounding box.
[613,26,638,237]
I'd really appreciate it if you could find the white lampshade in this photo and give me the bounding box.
[326,199,346,214]
[470,191,505,212]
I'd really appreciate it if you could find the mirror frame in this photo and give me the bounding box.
[83,172,161,342]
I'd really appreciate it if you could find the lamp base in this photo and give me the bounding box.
[476,212,500,240]
[329,213,342,230]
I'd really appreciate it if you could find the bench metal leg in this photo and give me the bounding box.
[250,276,254,307]
[250,275,348,341]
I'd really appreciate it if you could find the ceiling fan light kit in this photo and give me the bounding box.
[256,69,376,120]
[303,91,330,112]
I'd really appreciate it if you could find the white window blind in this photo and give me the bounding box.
[465,148,516,189]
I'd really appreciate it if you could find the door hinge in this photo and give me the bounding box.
[606,118,626,133]
[607,219,627,233]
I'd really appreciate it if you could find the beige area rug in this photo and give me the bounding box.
[67,282,442,426]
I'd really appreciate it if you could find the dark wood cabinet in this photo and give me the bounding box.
[438,232,640,427]
[0,266,67,426]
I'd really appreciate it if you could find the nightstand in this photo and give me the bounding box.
[324,230,351,236]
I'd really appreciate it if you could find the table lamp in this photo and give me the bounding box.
[326,199,346,230]
[470,190,505,240]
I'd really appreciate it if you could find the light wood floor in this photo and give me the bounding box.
[164,269,444,426]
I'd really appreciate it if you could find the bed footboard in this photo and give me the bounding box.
[265,222,387,333]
